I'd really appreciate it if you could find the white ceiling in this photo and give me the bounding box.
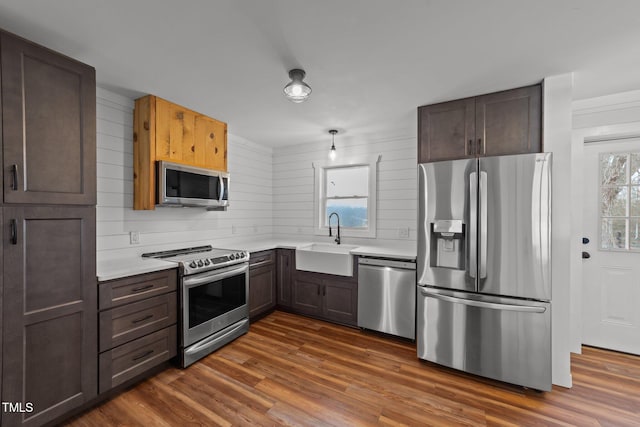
[1,0,639,147]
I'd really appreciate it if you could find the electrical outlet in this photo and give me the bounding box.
[253,225,259,233]
[130,231,140,245]
[231,225,237,234]
[398,227,410,238]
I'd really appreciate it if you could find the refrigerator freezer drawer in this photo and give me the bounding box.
[417,287,551,391]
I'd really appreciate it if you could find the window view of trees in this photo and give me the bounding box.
[600,152,640,250]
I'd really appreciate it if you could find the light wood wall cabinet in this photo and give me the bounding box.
[0,29,97,427]
[133,95,228,210]
[418,84,542,163]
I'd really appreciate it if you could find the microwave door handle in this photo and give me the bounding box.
[218,176,224,204]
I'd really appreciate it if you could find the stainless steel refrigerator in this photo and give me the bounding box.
[417,152,552,391]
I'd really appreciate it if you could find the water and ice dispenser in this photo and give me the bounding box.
[431,220,465,270]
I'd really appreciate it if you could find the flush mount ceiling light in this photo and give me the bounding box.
[328,129,338,160]
[283,69,312,103]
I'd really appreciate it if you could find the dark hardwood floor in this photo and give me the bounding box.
[66,311,640,426]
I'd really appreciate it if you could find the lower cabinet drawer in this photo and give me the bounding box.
[99,292,177,352]
[99,325,177,393]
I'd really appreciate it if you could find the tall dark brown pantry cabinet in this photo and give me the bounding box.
[0,30,97,427]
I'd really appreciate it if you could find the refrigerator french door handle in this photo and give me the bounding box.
[479,171,488,279]
[469,172,477,278]
[419,289,547,313]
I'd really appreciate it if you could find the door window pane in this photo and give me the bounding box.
[601,186,628,217]
[600,154,628,186]
[601,218,627,250]
[599,151,640,251]
[631,153,640,184]
[631,218,640,250]
[631,186,640,217]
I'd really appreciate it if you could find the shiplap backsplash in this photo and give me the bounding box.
[272,136,418,247]
[96,87,273,260]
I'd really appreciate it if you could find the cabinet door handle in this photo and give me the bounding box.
[131,284,154,293]
[478,138,484,155]
[11,164,18,191]
[323,286,326,296]
[131,314,154,324]
[468,139,474,156]
[132,349,154,361]
[10,219,17,245]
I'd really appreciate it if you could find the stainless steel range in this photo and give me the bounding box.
[143,245,249,367]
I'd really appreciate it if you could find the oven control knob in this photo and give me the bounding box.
[204,259,210,266]
[189,261,197,268]
[236,252,242,259]
[197,260,204,267]
[240,252,246,258]
[229,254,236,260]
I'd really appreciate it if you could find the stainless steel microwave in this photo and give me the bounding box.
[157,161,229,209]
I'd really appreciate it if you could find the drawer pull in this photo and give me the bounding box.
[132,349,154,361]
[131,314,154,324]
[131,284,154,293]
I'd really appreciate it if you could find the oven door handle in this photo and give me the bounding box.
[183,263,248,288]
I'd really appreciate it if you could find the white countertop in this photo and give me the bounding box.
[97,239,416,281]
[241,239,416,260]
[97,257,177,282]
[349,245,416,260]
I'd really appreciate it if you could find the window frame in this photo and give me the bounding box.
[313,155,380,239]
[598,150,640,252]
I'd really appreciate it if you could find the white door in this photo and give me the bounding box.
[582,139,640,354]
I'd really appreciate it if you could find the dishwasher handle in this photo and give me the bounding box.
[358,257,416,270]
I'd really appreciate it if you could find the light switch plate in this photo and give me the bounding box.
[130,231,140,245]
[398,227,410,238]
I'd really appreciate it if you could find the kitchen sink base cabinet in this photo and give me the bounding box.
[291,266,358,327]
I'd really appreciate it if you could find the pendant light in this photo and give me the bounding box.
[328,129,338,160]
[283,69,312,103]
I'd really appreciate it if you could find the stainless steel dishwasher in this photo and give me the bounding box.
[357,257,416,339]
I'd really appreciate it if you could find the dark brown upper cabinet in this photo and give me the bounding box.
[1,31,96,205]
[418,84,541,163]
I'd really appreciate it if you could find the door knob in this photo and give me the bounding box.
[582,237,590,244]
[582,251,591,259]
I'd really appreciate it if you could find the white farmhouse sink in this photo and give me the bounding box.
[295,243,358,277]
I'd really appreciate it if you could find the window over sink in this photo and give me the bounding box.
[313,155,380,238]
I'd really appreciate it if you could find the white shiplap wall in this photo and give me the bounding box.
[272,136,417,247]
[96,87,273,260]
